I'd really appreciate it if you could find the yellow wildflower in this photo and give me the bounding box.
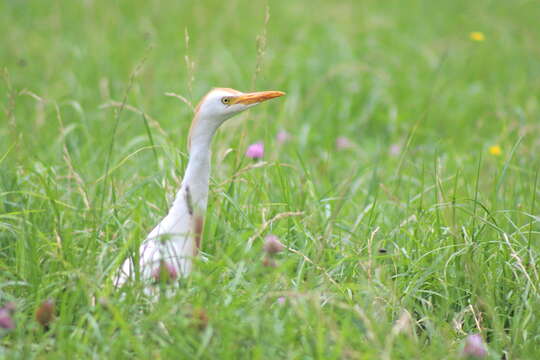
[489,145,502,156]
[469,32,485,42]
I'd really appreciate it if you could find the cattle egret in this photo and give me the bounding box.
[115,88,285,288]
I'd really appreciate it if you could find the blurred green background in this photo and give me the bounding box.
[1,0,539,358]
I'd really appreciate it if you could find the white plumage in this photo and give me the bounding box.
[115,88,285,288]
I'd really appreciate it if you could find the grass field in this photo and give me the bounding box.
[1,0,540,358]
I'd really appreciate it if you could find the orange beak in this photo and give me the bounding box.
[231,90,285,105]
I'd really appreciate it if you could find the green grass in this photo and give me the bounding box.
[1,0,539,358]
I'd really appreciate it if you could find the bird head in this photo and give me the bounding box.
[196,87,285,121]
[188,88,285,150]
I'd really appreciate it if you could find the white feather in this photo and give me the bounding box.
[114,88,284,290]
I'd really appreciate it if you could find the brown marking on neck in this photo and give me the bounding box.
[184,185,194,216]
[193,215,204,256]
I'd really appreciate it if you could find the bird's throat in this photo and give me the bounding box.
[181,132,212,214]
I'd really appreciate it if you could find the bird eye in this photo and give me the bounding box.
[221,97,231,105]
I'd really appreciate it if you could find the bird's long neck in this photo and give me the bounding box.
[172,113,220,213]
[182,139,211,204]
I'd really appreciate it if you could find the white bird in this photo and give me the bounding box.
[115,87,285,288]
